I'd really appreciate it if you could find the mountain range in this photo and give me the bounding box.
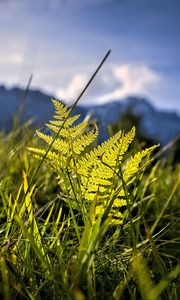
[0,85,179,147]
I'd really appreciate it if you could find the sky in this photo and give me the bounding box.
[0,0,180,112]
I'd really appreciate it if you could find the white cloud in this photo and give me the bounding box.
[97,64,161,103]
[0,53,23,65]
[55,64,161,105]
[56,73,88,103]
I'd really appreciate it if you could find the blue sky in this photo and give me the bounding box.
[0,0,180,112]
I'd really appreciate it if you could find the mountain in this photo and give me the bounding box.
[0,85,56,131]
[0,85,179,147]
[84,98,180,146]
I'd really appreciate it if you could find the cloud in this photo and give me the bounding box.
[0,53,23,65]
[0,0,115,12]
[55,64,161,105]
[97,64,161,103]
[55,68,120,104]
[56,73,88,103]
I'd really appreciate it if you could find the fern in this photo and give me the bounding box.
[28,99,159,225]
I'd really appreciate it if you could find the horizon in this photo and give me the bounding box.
[1,82,180,117]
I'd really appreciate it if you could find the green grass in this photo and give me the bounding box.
[0,118,180,300]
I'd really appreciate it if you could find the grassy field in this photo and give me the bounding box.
[0,100,180,300]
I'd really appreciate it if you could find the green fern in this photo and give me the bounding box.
[28,99,159,225]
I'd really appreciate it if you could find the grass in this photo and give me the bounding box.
[0,51,179,299]
[0,116,179,300]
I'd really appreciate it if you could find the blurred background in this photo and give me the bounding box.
[0,0,179,149]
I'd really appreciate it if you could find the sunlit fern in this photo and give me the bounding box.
[28,99,158,225]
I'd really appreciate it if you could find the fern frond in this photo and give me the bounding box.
[46,120,88,139]
[29,99,158,226]
[102,127,135,166]
[68,121,89,138]
[36,131,69,155]
[113,198,126,208]
[123,144,158,183]
[72,128,98,154]
[78,127,135,175]
[27,147,66,168]
[51,99,68,116]
[49,114,80,127]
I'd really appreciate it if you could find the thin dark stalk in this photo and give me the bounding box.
[25,50,111,199]
[19,73,33,116]
[15,73,33,125]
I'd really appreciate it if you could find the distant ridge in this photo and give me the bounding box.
[0,85,179,146]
